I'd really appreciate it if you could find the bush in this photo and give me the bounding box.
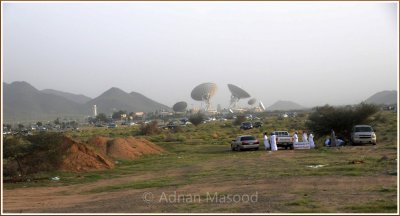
[3,133,66,178]
[306,103,379,138]
[138,121,161,135]
[233,115,246,126]
[189,112,205,126]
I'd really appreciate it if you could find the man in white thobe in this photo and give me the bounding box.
[263,132,270,150]
[293,132,299,143]
[309,133,315,149]
[302,131,308,142]
[270,132,278,151]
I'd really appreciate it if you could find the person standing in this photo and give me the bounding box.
[293,132,299,143]
[302,131,308,142]
[263,132,270,150]
[270,132,278,151]
[309,133,315,149]
[331,129,337,147]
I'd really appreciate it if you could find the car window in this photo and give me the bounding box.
[241,136,256,141]
[355,127,373,132]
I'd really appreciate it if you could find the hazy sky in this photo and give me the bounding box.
[3,2,398,108]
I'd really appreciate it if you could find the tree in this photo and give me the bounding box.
[112,110,127,120]
[4,124,12,131]
[96,113,108,123]
[3,137,33,177]
[36,122,43,127]
[54,118,61,125]
[233,115,247,126]
[138,121,161,135]
[306,103,379,138]
[18,124,25,131]
[189,112,205,126]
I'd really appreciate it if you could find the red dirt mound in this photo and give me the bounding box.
[89,136,164,160]
[88,136,109,155]
[60,137,114,172]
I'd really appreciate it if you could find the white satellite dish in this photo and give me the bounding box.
[191,83,217,112]
[227,84,251,109]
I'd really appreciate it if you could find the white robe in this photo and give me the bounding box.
[309,134,315,148]
[263,135,270,150]
[302,133,308,142]
[270,134,278,151]
[293,134,298,143]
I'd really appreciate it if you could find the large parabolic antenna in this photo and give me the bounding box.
[191,83,217,111]
[228,84,251,109]
[248,98,257,106]
[173,101,188,113]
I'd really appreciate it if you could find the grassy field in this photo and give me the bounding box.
[2,111,398,213]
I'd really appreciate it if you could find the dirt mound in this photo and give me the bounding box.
[60,137,114,172]
[88,136,109,155]
[89,136,164,160]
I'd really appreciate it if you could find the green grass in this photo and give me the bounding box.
[3,111,398,213]
[344,200,397,213]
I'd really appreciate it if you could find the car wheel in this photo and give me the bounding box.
[235,145,241,151]
[254,147,259,151]
[289,145,294,150]
[372,142,376,145]
[231,144,235,151]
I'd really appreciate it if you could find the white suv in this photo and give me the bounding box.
[350,125,377,145]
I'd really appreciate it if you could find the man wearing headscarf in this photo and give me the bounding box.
[270,132,278,151]
[293,132,299,143]
[302,131,308,142]
[263,132,270,150]
[331,129,337,147]
[309,133,315,149]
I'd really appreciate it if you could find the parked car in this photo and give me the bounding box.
[231,135,259,151]
[107,123,117,128]
[240,122,253,130]
[350,125,376,145]
[273,131,294,150]
[253,121,263,128]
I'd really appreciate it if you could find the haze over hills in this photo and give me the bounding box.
[267,100,305,111]
[42,89,92,104]
[85,87,171,115]
[2,81,397,122]
[3,81,172,122]
[3,81,86,122]
[364,90,397,105]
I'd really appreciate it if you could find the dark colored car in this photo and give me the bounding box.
[240,122,253,130]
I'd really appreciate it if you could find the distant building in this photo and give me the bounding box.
[92,105,97,117]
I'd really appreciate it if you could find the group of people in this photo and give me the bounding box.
[263,132,278,151]
[292,131,315,148]
[263,131,315,151]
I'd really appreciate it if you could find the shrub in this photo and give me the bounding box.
[138,121,161,135]
[233,115,246,126]
[3,133,66,177]
[3,136,33,177]
[306,103,378,137]
[189,112,205,126]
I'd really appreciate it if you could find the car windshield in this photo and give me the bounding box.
[241,136,256,141]
[275,131,289,136]
[355,127,373,132]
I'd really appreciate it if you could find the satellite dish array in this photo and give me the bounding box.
[173,82,265,113]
